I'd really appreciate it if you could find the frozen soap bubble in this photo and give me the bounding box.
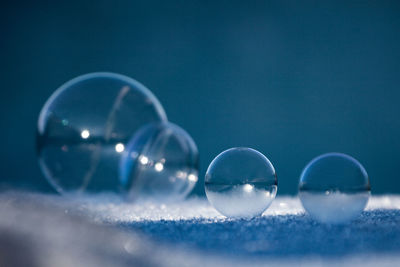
[205,147,277,218]
[299,152,370,224]
[37,72,167,194]
[120,122,199,202]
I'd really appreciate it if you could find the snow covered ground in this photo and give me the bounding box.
[0,192,399,266]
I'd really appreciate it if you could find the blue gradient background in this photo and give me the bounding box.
[1,0,400,195]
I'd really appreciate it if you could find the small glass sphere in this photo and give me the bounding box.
[205,147,277,218]
[120,122,199,202]
[37,72,167,194]
[299,152,371,224]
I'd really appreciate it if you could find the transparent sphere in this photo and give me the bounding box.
[37,72,167,194]
[299,152,370,224]
[120,122,199,202]
[205,148,277,218]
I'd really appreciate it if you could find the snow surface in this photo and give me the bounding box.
[0,192,400,266]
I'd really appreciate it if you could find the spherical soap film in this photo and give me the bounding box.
[37,72,167,194]
[205,148,277,218]
[120,122,199,202]
[299,152,370,224]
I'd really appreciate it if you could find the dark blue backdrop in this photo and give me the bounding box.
[1,0,400,195]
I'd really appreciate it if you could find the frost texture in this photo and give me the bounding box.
[0,193,400,267]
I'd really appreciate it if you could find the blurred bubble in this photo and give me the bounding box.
[37,72,167,194]
[120,122,199,202]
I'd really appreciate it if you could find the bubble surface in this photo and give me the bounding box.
[120,122,199,202]
[205,147,277,218]
[37,72,167,194]
[299,152,370,224]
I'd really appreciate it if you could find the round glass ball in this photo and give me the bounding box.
[299,152,370,224]
[205,147,277,218]
[120,122,199,202]
[37,72,167,194]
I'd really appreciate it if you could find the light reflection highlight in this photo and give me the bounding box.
[188,174,198,183]
[115,143,125,153]
[243,183,254,193]
[81,129,90,139]
[139,156,149,165]
[155,162,164,172]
